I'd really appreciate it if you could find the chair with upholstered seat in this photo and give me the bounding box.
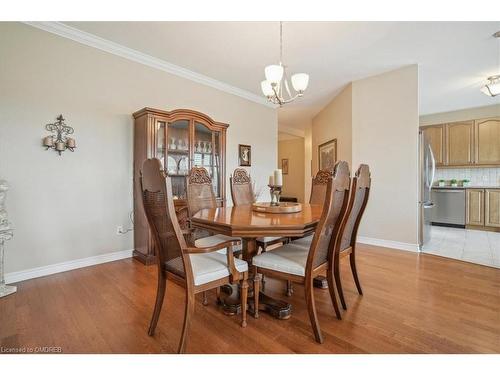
[140,159,249,354]
[186,167,243,304]
[230,168,288,252]
[333,164,371,310]
[252,161,351,343]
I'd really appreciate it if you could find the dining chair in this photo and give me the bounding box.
[186,166,244,304]
[252,161,351,343]
[140,159,249,354]
[230,168,288,252]
[334,164,371,310]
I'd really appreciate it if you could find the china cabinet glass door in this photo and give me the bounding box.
[166,119,190,199]
[194,121,222,199]
[155,120,166,169]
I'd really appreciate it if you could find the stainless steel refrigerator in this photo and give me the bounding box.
[418,130,436,249]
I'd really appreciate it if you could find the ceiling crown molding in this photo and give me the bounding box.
[23,22,275,108]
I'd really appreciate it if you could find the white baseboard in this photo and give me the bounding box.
[5,249,133,284]
[357,236,419,252]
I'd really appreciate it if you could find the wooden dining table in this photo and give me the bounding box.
[191,203,323,319]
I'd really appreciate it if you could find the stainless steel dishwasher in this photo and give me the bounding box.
[431,188,466,227]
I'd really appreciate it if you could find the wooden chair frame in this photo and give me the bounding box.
[230,168,289,293]
[141,159,248,354]
[333,164,371,310]
[253,161,351,343]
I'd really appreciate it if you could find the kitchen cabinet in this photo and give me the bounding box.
[485,189,500,228]
[420,117,500,168]
[422,125,445,166]
[446,121,474,166]
[475,117,500,165]
[466,189,484,226]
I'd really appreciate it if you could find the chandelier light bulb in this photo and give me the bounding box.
[481,75,500,97]
[261,80,274,97]
[265,65,284,86]
[291,73,310,93]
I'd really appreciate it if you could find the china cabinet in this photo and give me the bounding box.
[133,108,228,265]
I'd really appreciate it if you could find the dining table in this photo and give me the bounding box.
[191,203,323,319]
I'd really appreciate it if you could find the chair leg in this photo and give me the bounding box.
[253,273,260,319]
[350,253,363,295]
[178,289,195,354]
[202,291,208,306]
[216,287,221,304]
[261,275,266,292]
[148,270,167,336]
[326,268,342,320]
[285,280,293,297]
[240,275,248,327]
[334,259,347,310]
[304,278,323,344]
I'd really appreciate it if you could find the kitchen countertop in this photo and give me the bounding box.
[432,186,500,190]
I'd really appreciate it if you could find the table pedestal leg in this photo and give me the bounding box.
[218,238,292,319]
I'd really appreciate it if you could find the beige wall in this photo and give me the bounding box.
[310,66,419,247]
[278,138,305,202]
[312,84,352,174]
[419,104,500,125]
[352,65,419,245]
[0,23,277,274]
[304,123,312,202]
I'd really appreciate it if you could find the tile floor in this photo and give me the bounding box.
[422,225,500,268]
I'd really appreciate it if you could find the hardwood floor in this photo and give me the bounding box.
[1,244,499,353]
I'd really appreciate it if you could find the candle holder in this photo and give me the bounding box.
[42,114,76,155]
[268,185,282,206]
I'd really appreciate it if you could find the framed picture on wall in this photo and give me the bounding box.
[318,139,337,171]
[238,144,251,166]
[282,159,289,174]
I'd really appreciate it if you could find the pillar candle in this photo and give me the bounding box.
[55,141,66,151]
[274,169,283,186]
[268,175,275,186]
[43,136,54,147]
[66,138,76,148]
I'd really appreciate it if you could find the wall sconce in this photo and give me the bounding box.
[42,115,76,155]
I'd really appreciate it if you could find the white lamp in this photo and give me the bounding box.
[291,73,310,94]
[481,75,500,97]
[261,80,274,97]
[265,64,284,86]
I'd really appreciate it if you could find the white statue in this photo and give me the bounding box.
[0,178,15,298]
[0,179,10,231]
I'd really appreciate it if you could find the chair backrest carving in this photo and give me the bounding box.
[309,169,334,205]
[140,158,191,280]
[186,167,217,217]
[306,161,350,270]
[339,164,371,251]
[230,168,254,206]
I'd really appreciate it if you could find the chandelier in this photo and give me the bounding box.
[481,31,500,97]
[261,22,309,106]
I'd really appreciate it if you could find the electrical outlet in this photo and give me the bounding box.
[116,226,123,235]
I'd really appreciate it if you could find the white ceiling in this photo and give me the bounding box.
[65,21,500,131]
